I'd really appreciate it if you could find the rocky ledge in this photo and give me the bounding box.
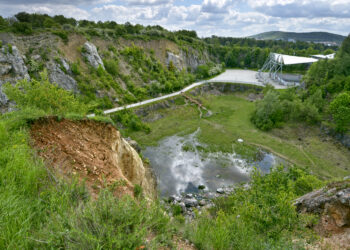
[294,180,350,235]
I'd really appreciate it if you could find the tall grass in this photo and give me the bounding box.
[185,167,321,249]
[0,110,172,249]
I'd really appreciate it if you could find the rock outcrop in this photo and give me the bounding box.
[0,45,30,110]
[47,60,78,92]
[166,49,207,71]
[166,51,184,71]
[82,42,105,69]
[321,125,350,149]
[30,117,156,200]
[295,181,350,234]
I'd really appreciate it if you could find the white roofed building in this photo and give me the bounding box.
[257,52,334,87]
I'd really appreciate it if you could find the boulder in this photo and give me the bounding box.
[60,58,70,72]
[47,60,78,92]
[295,182,350,234]
[184,198,198,207]
[216,188,225,194]
[82,42,105,69]
[0,45,30,110]
[125,138,142,153]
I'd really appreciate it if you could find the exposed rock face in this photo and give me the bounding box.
[166,49,207,71]
[181,49,206,71]
[82,42,105,69]
[0,45,30,110]
[295,181,350,234]
[47,60,78,92]
[166,52,184,70]
[30,117,156,200]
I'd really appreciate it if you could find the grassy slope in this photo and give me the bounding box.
[128,92,350,179]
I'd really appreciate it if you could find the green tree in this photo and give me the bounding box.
[12,22,33,35]
[251,90,284,130]
[329,92,350,132]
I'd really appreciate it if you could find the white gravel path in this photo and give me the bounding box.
[88,69,287,117]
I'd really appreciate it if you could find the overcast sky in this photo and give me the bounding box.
[0,0,348,37]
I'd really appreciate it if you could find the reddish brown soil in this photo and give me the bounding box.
[30,117,135,198]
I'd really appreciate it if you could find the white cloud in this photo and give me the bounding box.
[0,0,349,37]
[201,0,233,13]
[247,0,350,18]
[0,3,90,19]
[122,0,173,5]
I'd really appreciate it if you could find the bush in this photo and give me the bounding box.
[133,184,143,198]
[186,167,320,249]
[0,16,8,30]
[51,30,68,43]
[329,92,350,132]
[12,21,33,35]
[251,90,284,130]
[104,59,119,76]
[7,43,12,54]
[71,61,80,75]
[4,70,87,116]
[111,110,150,133]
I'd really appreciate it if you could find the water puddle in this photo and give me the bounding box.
[143,129,285,196]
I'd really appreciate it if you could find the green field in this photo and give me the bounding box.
[128,92,350,179]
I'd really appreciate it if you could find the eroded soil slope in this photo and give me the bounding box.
[30,117,155,199]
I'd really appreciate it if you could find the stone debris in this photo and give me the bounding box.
[164,186,235,220]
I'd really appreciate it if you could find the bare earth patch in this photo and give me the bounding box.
[30,117,155,199]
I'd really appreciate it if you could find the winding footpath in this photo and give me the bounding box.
[89,69,288,117]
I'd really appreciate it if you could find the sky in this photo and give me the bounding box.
[0,0,349,37]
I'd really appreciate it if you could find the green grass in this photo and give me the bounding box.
[0,105,327,249]
[128,92,350,179]
[0,110,174,249]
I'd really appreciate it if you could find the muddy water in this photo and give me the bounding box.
[143,129,286,196]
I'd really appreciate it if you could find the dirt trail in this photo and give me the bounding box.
[30,117,155,199]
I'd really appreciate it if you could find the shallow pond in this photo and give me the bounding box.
[143,129,286,197]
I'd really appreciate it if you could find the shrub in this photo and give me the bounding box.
[329,92,350,132]
[186,167,320,249]
[104,59,119,76]
[51,30,68,43]
[111,110,150,133]
[12,22,33,35]
[4,70,87,116]
[71,61,80,75]
[133,184,143,198]
[251,90,284,130]
[7,43,12,54]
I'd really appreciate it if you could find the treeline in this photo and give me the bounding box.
[205,36,338,52]
[251,35,350,133]
[0,12,336,72]
[206,36,336,71]
[0,12,201,45]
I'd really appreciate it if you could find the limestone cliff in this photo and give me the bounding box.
[30,117,156,200]
[0,43,30,111]
[0,32,213,112]
[0,33,79,112]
